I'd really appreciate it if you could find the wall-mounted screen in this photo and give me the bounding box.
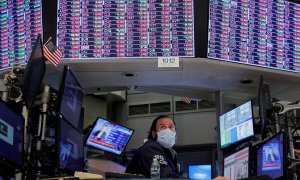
[224,146,249,180]
[208,0,300,72]
[56,0,194,59]
[0,0,42,70]
[187,164,212,180]
[257,132,285,179]
[220,101,254,148]
[85,117,134,155]
[0,100,24,168]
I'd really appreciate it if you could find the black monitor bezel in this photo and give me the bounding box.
[223,145,252,179]
[0,99,25,169]
[256,131,287,180]
[56,65,84,132]
[85,117,135,156]
[187,163,212,180]
[219,100,255,149]
[258,75,273,140]
[55,117,84,174]
[258,75,267,138]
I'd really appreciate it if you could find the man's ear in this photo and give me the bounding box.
[151,131,157,139]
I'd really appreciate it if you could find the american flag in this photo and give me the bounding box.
[181,97,191,104]
[43,40,62,67]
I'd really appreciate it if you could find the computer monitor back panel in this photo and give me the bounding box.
[22,34,46,110]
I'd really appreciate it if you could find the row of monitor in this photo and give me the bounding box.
[4,0,300,75]
[58,116,134,173]
[56,64,134,172]
[223,132,285,180]
[0,100,134,174]
[219,77,272,150]
[0,33,135,175]
[184,133,285,180]
[0,93,274,178]
[217,81,287,180]
[46,44,134,173]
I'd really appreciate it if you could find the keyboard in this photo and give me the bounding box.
[105,171,145,179]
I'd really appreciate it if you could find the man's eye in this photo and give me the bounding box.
[169,126,175,130]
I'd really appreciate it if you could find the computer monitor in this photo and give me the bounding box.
[56,118,84,173]
[57,65,84,131]
[0,100,24,168]
[85,117,134,155]
[187,164,212,180]
[256,132,286,179]
[22,34,46,110]
[219,101,255,148]
[224,146,250,180]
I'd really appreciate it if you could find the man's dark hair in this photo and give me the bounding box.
[147,115,175,140]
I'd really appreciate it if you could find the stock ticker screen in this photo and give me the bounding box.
[56,0,194,59]
[208,0,300,72]
[0,0,42,70]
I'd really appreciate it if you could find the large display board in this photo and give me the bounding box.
[0,0,42,70]
[208,0,300,72]
[57,0,194,59]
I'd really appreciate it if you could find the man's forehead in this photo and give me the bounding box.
[157,118,174,126]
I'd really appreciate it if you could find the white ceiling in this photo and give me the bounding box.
[44,58,300,104]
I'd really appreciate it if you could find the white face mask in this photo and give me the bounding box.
[156,128,176,148]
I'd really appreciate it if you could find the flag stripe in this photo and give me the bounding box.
[44,47,61,62]
[44,47,59,62]
[43,43,62,67]
[51,52,61,63]
[181,97,191,104]
[44,49,59,66]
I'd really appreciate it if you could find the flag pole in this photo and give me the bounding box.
[44,37,52,45]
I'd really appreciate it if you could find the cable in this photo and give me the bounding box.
[292,125,300,135]
[266,125,274,136]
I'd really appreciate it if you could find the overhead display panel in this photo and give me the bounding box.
[0,0,43,70]
[57,0,194,59]
[208,0,300,72]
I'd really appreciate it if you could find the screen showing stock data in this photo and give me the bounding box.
[0,0,42,70]
[57,0,194,59]
[208,0,300,72]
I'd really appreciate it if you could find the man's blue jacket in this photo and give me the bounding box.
[125,139,180,178]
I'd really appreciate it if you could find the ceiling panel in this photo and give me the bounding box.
[43,58,300,104]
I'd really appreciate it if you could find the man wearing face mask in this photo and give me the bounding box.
[125,115,230,180]
[125,115,179,178]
